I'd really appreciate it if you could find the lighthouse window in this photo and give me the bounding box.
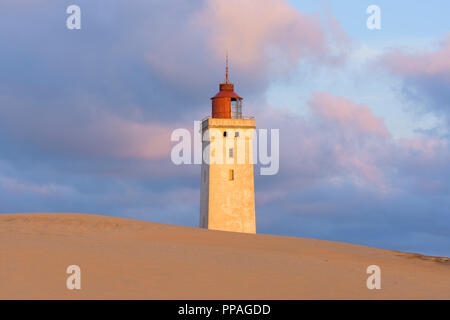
[223,131,227,137]
[231,99,242,119]
[229,148,234,158]
[235,131,239,137]
[229,169,234,181]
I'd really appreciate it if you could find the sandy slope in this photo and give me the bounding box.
[0,213,448,299]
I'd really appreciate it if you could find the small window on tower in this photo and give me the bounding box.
[223,131,227,137]
[229,148,234,158]
[229,169,234,181]
[235,131,239,137]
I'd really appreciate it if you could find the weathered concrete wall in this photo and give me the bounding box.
[199,118,256,233]
[199,163,209,228]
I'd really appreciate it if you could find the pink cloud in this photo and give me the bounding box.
[380,33,450,77]
[193,0,327,70]
[0,95,174,161]
[398,136,448,157]
[252,96,389,193]
[322,3,353,66]
[87,113,173,160]
[377,34,450,123]
[395,136,450,171]
[146,0,353,94]
[308,92,390,138]
[255,92,450,199]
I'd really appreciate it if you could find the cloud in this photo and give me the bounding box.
[378,34,450,125]
[0,0,354,177]
[255,92,450,200]
[322,2,353,66]
[381,35,450,77]
[145,0,353,99]
[0,0,354,125]
[194,0,326,69]
[309,92,390,138]
[253,93,391,194]
[0,95,174,161]
[0,174,74,196]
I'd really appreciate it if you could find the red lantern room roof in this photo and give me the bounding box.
[211,83,242,100]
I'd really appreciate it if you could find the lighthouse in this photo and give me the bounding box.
[199,57,256,233]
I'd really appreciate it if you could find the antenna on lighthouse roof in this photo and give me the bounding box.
[225,50,230,84]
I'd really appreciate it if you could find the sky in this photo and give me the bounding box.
[0,0,449,256]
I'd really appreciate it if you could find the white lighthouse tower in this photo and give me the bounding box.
[199,58,256,233]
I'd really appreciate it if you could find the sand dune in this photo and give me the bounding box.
[0,213,448,299]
